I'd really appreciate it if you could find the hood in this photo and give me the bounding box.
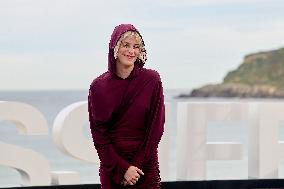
[108,24,146,79]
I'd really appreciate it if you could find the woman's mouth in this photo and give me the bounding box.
[124,55,135,60]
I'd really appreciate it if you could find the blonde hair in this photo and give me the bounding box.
[114,31,147,63]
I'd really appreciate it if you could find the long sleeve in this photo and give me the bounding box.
[131,79,165,169]
[88,85,130,185]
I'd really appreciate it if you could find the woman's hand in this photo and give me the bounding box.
[122,166,144,186]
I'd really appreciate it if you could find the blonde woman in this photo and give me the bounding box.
[88,24,165,188]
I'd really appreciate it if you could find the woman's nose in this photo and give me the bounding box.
[128,47,135,54]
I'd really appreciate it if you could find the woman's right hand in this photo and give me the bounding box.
[122,165,144,186]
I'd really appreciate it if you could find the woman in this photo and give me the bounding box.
[88,24,165,189]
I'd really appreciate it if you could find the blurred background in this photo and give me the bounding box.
[1,0,284,187]
[1,0,284,91]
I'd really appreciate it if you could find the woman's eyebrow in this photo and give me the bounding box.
[122,41,140,46]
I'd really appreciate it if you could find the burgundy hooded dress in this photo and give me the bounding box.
[88,24,165,189]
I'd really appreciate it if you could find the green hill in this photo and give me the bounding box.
[179,47,284,98]
[224,47,284,89]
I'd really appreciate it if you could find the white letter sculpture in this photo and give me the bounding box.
[248,102,284,178]
[176,102,247,180]
[0,101,51,186]
[52,101,99,184]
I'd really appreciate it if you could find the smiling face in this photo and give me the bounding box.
[116,35,141,68]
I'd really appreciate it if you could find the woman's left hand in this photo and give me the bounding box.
[121,177,139,186]
[123,165,144,186]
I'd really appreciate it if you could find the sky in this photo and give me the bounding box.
[0,0,284,91]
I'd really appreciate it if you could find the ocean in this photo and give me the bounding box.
[1,89,284,187]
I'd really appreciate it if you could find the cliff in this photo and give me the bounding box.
[178,47,284,98]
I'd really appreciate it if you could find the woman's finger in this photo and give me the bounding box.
[129,180,135,185]
[136,168,144,175]
[132,177,138,181]
[123,180,128,186]
[135,172,140,178]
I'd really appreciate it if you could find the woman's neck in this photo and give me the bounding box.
[116,63,134,79]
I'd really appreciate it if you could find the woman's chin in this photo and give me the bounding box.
[120,61,135,67]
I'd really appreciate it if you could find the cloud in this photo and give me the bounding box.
[0,0,284,90]
[0,52,107,90]
[160,0,271,8]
